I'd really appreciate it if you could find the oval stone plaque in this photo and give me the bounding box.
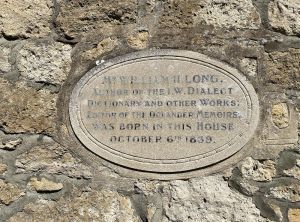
[70,50,259,174]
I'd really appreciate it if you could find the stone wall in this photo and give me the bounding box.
[0,0,299,221]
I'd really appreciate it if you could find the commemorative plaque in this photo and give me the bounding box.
[69,50,259,174]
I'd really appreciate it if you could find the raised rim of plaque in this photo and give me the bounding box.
[69,49,260,178]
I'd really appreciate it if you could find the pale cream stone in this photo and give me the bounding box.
[288,208,300,222]
[17,41,72,85]
[28,178,63,192]
[127,31,149,49]
[0,138,22,151]
[272,103,289,129]
[194,0,261,29]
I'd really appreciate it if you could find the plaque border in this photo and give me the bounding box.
[69,50,260,173]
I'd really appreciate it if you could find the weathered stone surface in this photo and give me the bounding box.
[271,103,289,129]
[162,176,270,222]
[0,163,7,175]
[239,58,257,77]
[193,0,261,29]
[127,31,149,49]
[158,0,260,29]
[0,138,22,151]
[28,178,63,192]
[268,0,300,36]
[16,142,92,179]
[268,204,283,222]
[0,0,53,38]
[8,190,141,222]
[0,45,11,74]
[0,180,25,205]
[238,181,260,195]
[239,157,276,182]
[288,208,300,222]
[266,49,300,89]
[283,159,300,180]
[17,41,72,85]
[82,37,118,61]
[56,0,138,39]
[0,78,57,134]
[269,184,300,202]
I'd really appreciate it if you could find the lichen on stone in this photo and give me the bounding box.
[0,78,58,134]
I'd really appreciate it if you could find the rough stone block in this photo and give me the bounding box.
[56,0,138,40]
[269,0,300,36]
[0,0,53,38]
[17,41,72,85]
[266,49,300,89]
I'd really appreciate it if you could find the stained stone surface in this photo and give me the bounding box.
[0,78,57,134]
[271,103,289,129]
[268,0,300,36]
[17,41,72,85]
[0,0,53,38]
[288,209,300,222]
[266,49,300,89]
